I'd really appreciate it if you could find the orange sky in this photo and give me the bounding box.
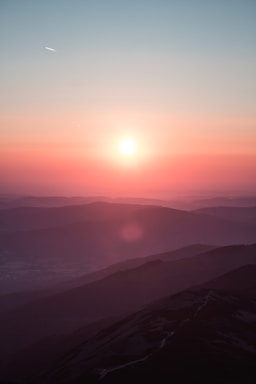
[1,123,256,197]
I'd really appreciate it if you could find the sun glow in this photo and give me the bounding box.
[119,139,136,156]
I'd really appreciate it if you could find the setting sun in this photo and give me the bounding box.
[119,139,136,156]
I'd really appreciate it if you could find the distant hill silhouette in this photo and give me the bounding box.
[0,202,143,231]
[189,196,256,209]
[1,194,256,210]
[193,206,256,224]
[1,202,256,293]
[0,195,171,211]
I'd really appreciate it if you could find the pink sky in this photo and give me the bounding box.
[1,1,256,197]
[1,112,255,197]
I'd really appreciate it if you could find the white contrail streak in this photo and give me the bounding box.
[45,46,56,52]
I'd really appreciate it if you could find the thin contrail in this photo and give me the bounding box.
[45,46,56,52]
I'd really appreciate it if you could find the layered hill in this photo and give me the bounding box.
[1,202,256,293]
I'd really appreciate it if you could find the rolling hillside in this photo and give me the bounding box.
[1,203,256,293]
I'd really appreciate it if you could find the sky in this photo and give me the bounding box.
[1,0,256,198]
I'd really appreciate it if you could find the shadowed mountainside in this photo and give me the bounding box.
[34,264,256,384]
[0,243,215,312]
[0,243,256,374]
[199,264,256,295]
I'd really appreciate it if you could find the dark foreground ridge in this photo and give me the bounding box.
[32,264,256,384]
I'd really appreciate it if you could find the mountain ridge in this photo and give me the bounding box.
[35,264,256,383]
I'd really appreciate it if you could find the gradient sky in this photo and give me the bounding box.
[1,0,256,197]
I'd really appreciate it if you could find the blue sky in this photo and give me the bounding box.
[1,0,255,115]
